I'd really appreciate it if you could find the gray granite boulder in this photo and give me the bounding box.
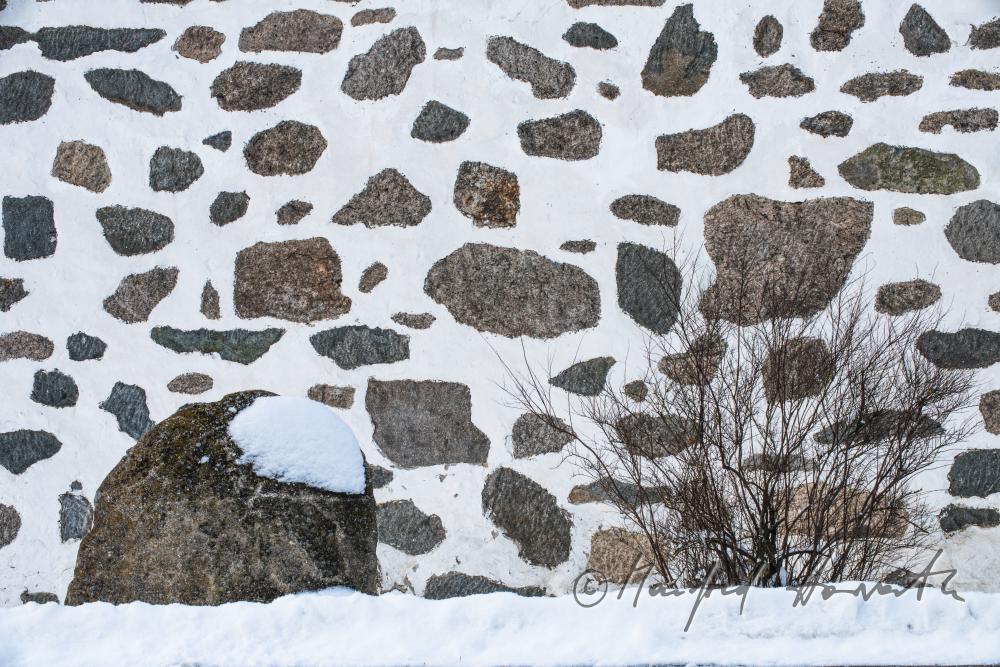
[149,147,203,192]
[563,22,617,50]
[203,131,232,152]
[482,467,572,568]
[939,505,1000,533]
[200,282,220,319]
[210,191,250,226]
[411,100,469,143]
[762,337,835,402]
[0,504,20,549]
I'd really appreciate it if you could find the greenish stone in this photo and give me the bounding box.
[838,143,979,195]
[150,326,284,365]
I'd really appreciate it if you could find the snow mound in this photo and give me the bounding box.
[228,396,365,494]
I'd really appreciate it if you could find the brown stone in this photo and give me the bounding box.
[308,384,355,409]
[173,26,225,63]
[51,141,111,193]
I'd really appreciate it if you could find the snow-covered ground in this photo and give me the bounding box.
[1,586,998,667]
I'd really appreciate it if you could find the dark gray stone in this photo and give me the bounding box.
[655,114,755,176]
[59,493,93,542]
[800,110,853,138]
[598,81,620,100]
[981,390,1000,435]
[641,4,716,97]
[918,329,1000,369]
[839,143,980,194]
[351,8,396,27]
[377,499,445,555]
[424,243,600,338]
[203,131,232,152]
[549,357,615,396]
[367,464,393,489]
[103,267,178,323]
[99,382,153,440]
[0,26,30,51]
[939,505,1000,533]
[0,71,55,124]
[210,191,250,226]
[150,327,285,365]
[0,278,27,312]
[20,591,58,605]
[875,279,941,315]
[789,156,825,188]
[893,207,926,226]
[512,413,573,458]
[234,238,351,324]
[616,242,681,334]
[740,64,815,98]
[51,140,111,193]
[67,333,106,361]
[753,15,783,57]
[424,572,545,599]
[518,110,602,161]
[616,413,695,457]
[841,70,923,102]
[970,18,1000,50]
[31,369,78,408]
[487,36,575,99]
[149,147,203,192]
[310,326,409,370]
[0,332,53,361]
[85,69,181,115]
[0,430,61,474]
[810,0,864,52]
[561,240,596,253]
[899,4,950,57]
[3,195,56,261]
[951,69,1000,91]
[482,467,572,568]
[173,25,225,63]
[34,26,165,61]
[308,384,355,410]
[201,281,220,319]
[434,47,464,60]
[66,391,378,605]
[240,10,343,54]
[0,504,20,549]
[358,262,388,293]
[332,169,431,227]
[411,100,469,143]
[920,108,998,134]
[97,206,174,256]
[167,372,213,395]
[611,195,679,227]
[276,200,313,225]
[244,121,326,176]
[453,161,519,228]
[391,312,435,329]
[948,449,1000,498]
[944,199,1000,264]
[365,379,490,468]
[341,27,425,100]
[563,22,618,50]
[211,62,302,111]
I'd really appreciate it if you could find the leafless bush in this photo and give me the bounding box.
[504,252,978,587]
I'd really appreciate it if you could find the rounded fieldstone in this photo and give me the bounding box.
[617,243,681,334]
[51,141,111,193]
[800,110,853,138]
[875,279,942,315]
[0,331,54,361]
[482,467,572,568]
[917,328,1000,369]
[947,449,1000,498]
[563,22,618,50]
[434,47,464,60]
[97,206,174,256]
[560,240,596,254]
[642,4,716,97]
[810,0,864,52]
[341,27,425,101]
[377,499,446,555]
[762,337,835,402]
[85,68,181,115]
[919,108,998,134]
[167,372,214,395]
[67,332,106,361]
[597,81,620,100]
[173,26,225,63]
[411,100,469,143]
[945,200,1000,264]
[518,110,602,161]
[951,69,1000,91]
[839,144,979,195]
[239,10,343,54]
[149,147,204,192]
[210,191,250,226]
[0,71,55,125]
[453,161,519,228]
[655,114,755,176]
[616,412,695,457]
[487,36,575,99]
[623,380,648,402]
[753,15,783,57]
[103,267,178,323]
[358,262,388,293]
[244,121,327,176]
[549,357,615,396]
[611,195,679,227]
[211,62,302,112]
[31,369,79,408]
[332,169,431,228]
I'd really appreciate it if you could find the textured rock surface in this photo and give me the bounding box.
[51,141,111,193]
[308,384,355,409]
[411,100,469,143]
[839,144,979,194]
[951,69,1000,91]
[58,493,93,542]
[0,505,21,549]
[0,278,27,312]
[753,15,783,57]
[899,4,950,57]
[616,243,682,334]
[34,26,165,61]
[424,243,600,338]
[981,390,1000,435]
[762,337,835,402]
[276,200,313,225]
[561,240,596,253]
[945,201,1000,264]
[0,71,54,125]
[702,195,873,324]
[352,8,396,27]
[659,334,726,385]
[948,449,1000,498]
[616,412,696,458]
[0,332,53,361]
[893,207,925,226]
[358,262,388,293]
[377,500,446,555]
[424,572,544,599]
[641,4,716,97]
[518,110,601,161]
[568,478,645,505]
[239,10,343,54]
[200,281,221,320]
[97,206,174,256]
[789,156,825,188]
[244,121,326,176]
[3,195,56,261]
[333,169,431,228]
[149,147,203,192]
[919,109,998,134]
[434,47,464,61]
[453,161,520,228]
[310,326,409,370]
[918,329,1000,369]
[810,0,864,52]
[800,111,853,138]
[203,131,231,152]
[655,114,755,176]
[66,333,105,361]
[970,18,1000,50]
[366,379,489,468]
[173,26,225,63]
[549,357,615,396]
[103,267,178,323]
[512,413,573,458]
[940,505,1000,533]
[211,62,302,111]
[99,382,153,440]
[150,326,285,365]
[31,369,79,408]
[740,64,815,98]
[0,430,61,474]
[19,591,59,605]
[167,372,213,395]
[841,71,922,102]
[482,467,572,568]
[563,23,617,50]
[209,191,250,226]
[568,0,664,5]
[875,279,942,315]
[85,69,181,115]
[391,312,436,329]
[66,391,378,605]
[341,27,425,100]
[610,195,679,227]
[234,238,351,323]
[487,36,575,99]
[597,81,620,100]
[587,528,655,584]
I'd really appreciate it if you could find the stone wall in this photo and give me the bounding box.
[1,0,999,605]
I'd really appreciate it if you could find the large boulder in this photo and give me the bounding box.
[65,391,378,605]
